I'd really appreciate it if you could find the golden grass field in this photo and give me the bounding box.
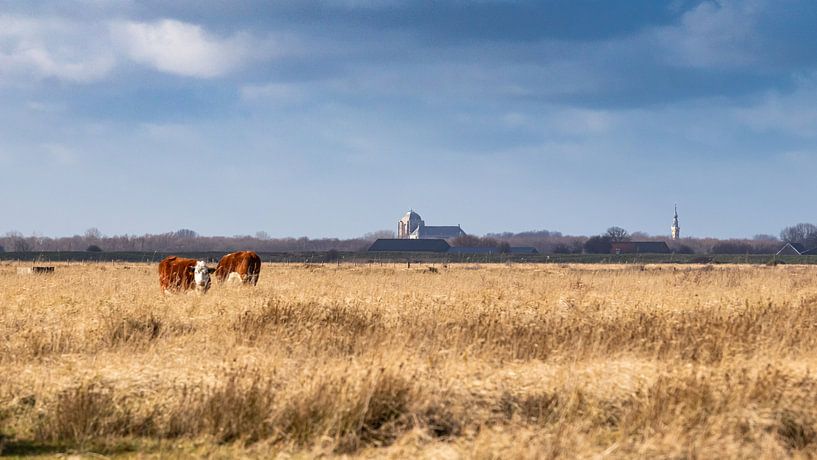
[3,261,817,458]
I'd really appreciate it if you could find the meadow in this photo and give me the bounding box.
[2,262,817,458]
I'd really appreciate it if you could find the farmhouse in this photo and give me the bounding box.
[398,210,466,240]
[777,242,807,256]
[368,239,451,252]
[610,241,671,254]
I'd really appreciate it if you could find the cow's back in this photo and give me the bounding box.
[216,251,261,285]
[159,256,197,291]
[158,256,177,290]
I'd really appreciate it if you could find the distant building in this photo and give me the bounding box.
[397,210,423,238]
[397,210,466,240]
[448,247,498,255]
[368,238,451,252]
[611,241,671,254]
[777,242,807,256]
[671,205,680,240]
[448,246,538,255]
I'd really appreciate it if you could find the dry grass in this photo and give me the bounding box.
[2,262,817,458]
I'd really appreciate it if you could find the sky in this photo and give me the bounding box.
[2,0,817,239]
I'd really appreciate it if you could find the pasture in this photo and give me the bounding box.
[2,262,817,458]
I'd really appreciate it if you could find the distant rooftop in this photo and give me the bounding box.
[610,241,671,254]
[368,239,451,253]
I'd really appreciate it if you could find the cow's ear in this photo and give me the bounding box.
[188,266,195,273]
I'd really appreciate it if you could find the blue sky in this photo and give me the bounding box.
[2,0,817,239]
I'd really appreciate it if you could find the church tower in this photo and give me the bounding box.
[671,205,680,240]
[398,210,424,239]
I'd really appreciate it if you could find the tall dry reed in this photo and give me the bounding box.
[2,262,817,457]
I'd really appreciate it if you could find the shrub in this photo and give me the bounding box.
[35,382,136,443]
[674,244,695,254]
[584,235,612,254]
[552,243,571,254]
[710,241,752,254]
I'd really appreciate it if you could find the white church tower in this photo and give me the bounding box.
[398,210,424,239]
[671,204,680,240]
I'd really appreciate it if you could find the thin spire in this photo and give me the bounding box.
[671,204,680,240]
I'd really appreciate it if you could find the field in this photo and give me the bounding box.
[3,262,817,458]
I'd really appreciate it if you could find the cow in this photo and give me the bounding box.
[215,251,261,285]
[158,256,215,293]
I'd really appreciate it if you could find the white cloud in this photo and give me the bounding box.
[0,15,115,83]
[0,13,294,82]
[110,19,256,78]
[652,0,763,69]
[733,83,817,138]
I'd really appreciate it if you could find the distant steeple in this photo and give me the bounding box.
[671,204,680,240]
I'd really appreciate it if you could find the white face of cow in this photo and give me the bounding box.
[193,261,211,290]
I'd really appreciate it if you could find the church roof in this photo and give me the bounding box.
[416,226,465,239]
[401,210,422,221]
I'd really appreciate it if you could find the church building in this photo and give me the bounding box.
[671,205,680,240]
[397,210,466,239]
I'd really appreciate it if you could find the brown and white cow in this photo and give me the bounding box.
[158,256,214,293]
[215,251,261,285]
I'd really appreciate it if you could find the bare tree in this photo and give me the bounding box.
[780,223,817,247]
[451,234,482,247]
[5,231,32,252]
[451,235,502,248]
[84,227,102,240]
[605,226,630,242]
[363,230,396,240]
[711,241,753,254]
[174,229,198,239]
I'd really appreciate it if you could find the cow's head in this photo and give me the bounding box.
[190,261,215,292]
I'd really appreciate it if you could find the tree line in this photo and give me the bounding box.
[0,228,393,254]
[1,223,815,255]
[487,223,815,255]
